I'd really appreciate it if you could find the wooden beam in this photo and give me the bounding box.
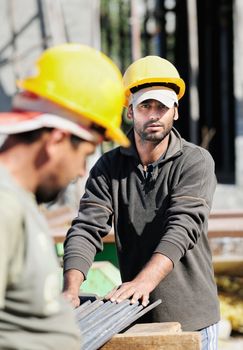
[100,323,201,350]
[125,322,181,334]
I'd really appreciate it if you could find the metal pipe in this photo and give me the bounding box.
[83,300,137,341]
[78,298,162,350]
[78,301,112,328]
[84,303,143,350]
[75,299,103,322]
[81,299,131,334]
[74,299,91,317]
[118,299,162,330]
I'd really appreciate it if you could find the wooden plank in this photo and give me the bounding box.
[44,206,243,243]
[213,257,243,276]
[100,332,201,350]
[125,322,181,334]
[209,231,243,238]
[208,218,243,238]
[210,210,243,219]
[51,228,115,244]
[100,323,200,350]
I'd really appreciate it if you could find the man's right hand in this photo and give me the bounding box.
[62,269,85,308]
[62,290,81,308]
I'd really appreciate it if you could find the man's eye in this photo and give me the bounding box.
[141,104,150,108]
[159,105,168,111]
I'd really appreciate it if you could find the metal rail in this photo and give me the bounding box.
[75,298,162,350]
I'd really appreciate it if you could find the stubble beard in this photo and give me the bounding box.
[136,120,174,143]
[36,185,62,204]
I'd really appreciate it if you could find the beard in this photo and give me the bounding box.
[135,119,174,143]
[35,185,63,204]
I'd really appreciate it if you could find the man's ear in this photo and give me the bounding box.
[49,129,68,143]
[34,129,69,169]
[173,106,179,121]
[45,129,69,156]
[127,105,134,120]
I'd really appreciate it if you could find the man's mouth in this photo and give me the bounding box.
[146,123,163,129]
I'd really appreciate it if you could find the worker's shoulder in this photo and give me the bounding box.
[0,186,23,217]
[101,145,121,158]
[0,187,25,249]
[96,145,122,165]
[181,138,214,164]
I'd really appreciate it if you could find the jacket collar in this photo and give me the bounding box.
[120,127,183,164]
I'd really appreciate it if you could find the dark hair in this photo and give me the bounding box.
[13,128,53,144]
[90,123,106,137]
[70,134,84,148]
[130,82,180,95]
[12,127,84,149]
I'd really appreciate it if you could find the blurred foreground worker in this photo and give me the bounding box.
[63,55,220,350]
[0,43,128,350]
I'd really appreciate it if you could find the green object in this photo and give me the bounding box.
[59,261,121,297]
[55,242,64,257]
[95,242,119,268]
[55,242,119,268]
[57,241,121,297]
[81,261,121,297]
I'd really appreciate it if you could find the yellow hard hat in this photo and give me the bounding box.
[123,55,185,106]
[17,43,129,147]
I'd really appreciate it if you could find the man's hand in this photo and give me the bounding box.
[105,253,173,307]
[62,269,84,308]
[62,290,81,308]
[105,280,151,306]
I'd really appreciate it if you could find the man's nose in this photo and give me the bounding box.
[76,162,86,178]
[78,167,86,178]
[148,110,161,120]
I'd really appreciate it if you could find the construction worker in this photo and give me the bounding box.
[63,55,220,350]
[0,43,129,350]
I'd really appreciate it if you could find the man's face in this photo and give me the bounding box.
[129,99,178,143]
[36,135,96,203]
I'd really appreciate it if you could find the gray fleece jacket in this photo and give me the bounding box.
[64,128,220,331]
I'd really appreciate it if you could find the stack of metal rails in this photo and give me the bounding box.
[75,298,161,350]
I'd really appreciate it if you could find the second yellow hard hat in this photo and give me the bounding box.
[123,55,185,106]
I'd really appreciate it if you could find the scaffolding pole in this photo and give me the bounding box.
[187,0,199,144]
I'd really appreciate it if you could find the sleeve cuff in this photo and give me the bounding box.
[154,240,183,266]
[63,257,92,280]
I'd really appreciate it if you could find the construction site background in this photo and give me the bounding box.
[1,0,243,210]
[1,1,243,348]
